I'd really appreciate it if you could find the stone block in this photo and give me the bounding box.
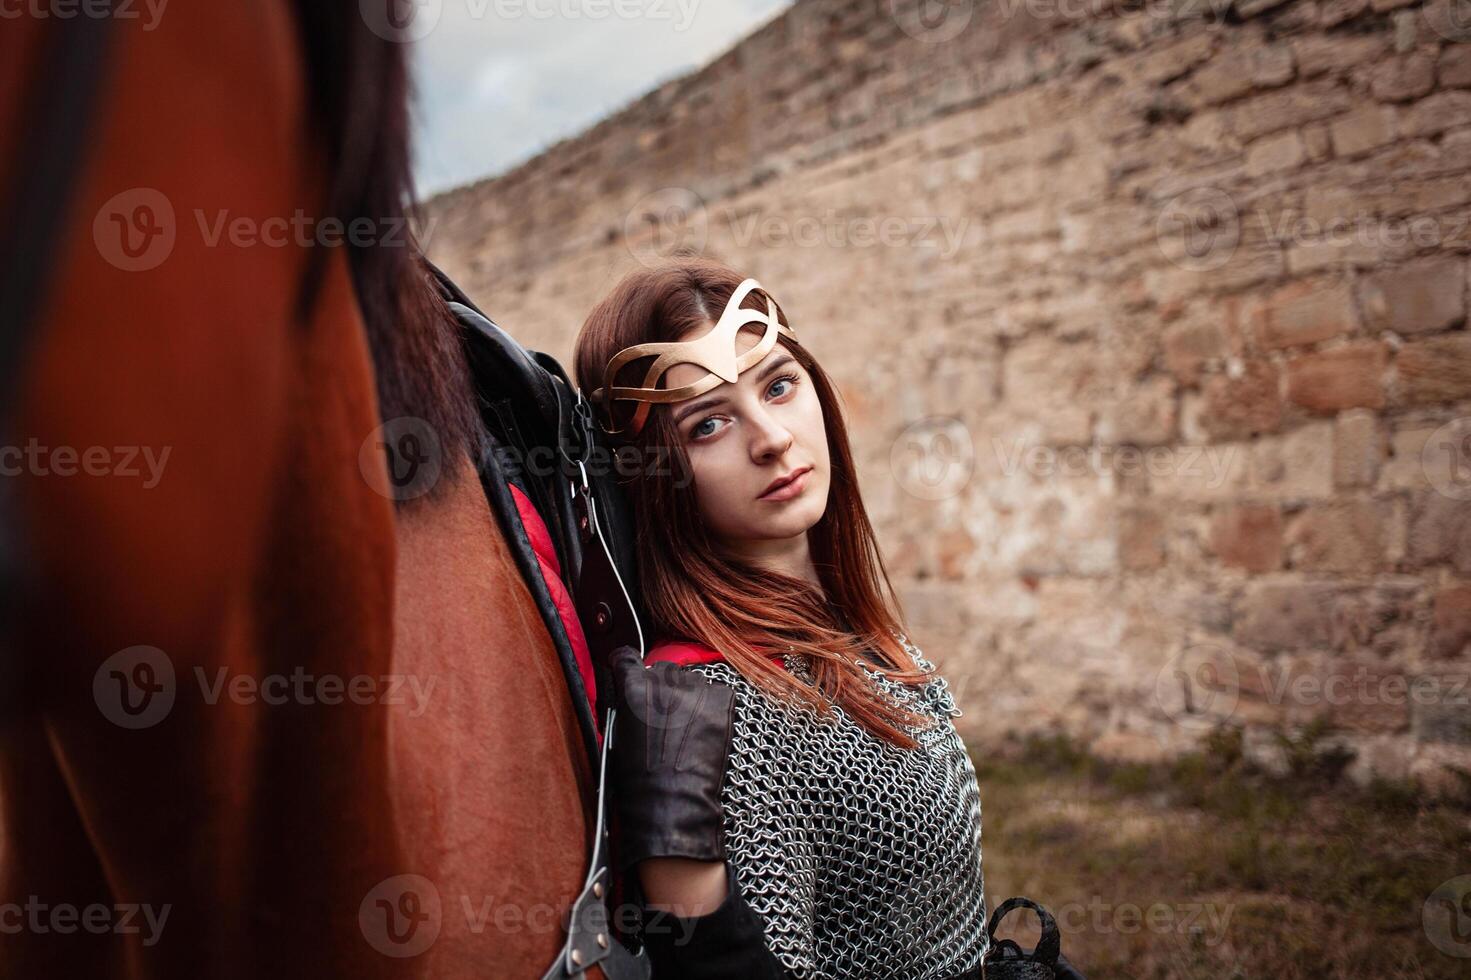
[1285,342,1388,413]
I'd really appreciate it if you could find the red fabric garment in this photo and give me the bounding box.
[508,484,600,743]
[645,640,728,667]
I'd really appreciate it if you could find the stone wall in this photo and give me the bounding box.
[425,0,1471,794]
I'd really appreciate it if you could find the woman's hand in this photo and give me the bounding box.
[608,645,735,871]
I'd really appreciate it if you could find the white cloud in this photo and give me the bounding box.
[409,0,794,197]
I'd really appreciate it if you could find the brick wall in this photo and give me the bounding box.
[426,0,1471,794]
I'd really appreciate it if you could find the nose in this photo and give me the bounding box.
[748,403,794,463]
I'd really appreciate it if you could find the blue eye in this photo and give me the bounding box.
[768,373,800,398]
[693,418,718,438]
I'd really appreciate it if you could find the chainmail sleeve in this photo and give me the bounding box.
[684,633,989,980]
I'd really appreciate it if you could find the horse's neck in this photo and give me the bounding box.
[387,454,595,972]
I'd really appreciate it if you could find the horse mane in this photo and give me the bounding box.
[287,1,484,495]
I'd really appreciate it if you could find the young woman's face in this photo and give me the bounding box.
[663,327,831,548]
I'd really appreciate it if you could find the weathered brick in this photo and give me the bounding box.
[1097,375,1177,446]
[1249,422,1336,499]
[1358,257,1467,334]
[1201,361,1283,440]
[1394,334,1471,406]
[1370,52,1436,103]
[1442,42,1471,89]
[1285,342,1388,413]
[1245,130,1306,177]
[1209,503,1284,572]
[1329,105,1397,157]
[1285,500,1387,573]
[1406,493,1471,573]
[1249,279,1357,350]
[1400,90,1471,138]
[1118,506,1169,571]
[1164,316,1232,385]
[1431,585,1471,659]
[1333,409,1381,489]
[1238,582,1337,651]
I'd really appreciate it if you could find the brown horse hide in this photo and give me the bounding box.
[1,4,596,978]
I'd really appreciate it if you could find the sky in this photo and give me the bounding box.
[407,0,795,197]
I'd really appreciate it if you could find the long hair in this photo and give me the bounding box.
[574,259,936,749]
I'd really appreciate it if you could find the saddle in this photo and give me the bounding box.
[433,263,651,980]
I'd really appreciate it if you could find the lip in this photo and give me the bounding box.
[758,465,813,501]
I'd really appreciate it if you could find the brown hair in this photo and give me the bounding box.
[574,259,935,749]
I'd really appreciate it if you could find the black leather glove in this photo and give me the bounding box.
[607,646,787,978]
[609,645,735,869]
[638,860,786,980]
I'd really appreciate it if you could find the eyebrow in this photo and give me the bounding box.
[672,353,798,425]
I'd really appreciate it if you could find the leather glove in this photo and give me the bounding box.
[638,861,786,980]
[608,645,736,869]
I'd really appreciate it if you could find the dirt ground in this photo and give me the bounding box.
[973,729,1471,979]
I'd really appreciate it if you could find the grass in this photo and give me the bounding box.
[971,726,1471,979]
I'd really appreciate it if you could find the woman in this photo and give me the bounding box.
[573,259,991,979]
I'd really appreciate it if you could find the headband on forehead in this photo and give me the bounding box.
[590,278,797,438]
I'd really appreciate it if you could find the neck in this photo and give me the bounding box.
[724,532,821,589]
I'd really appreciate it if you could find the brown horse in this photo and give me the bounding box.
[0,4,602,977]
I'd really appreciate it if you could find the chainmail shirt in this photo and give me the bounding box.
[685,632,989,980]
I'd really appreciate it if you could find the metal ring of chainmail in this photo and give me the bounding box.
[684,631,989,980]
